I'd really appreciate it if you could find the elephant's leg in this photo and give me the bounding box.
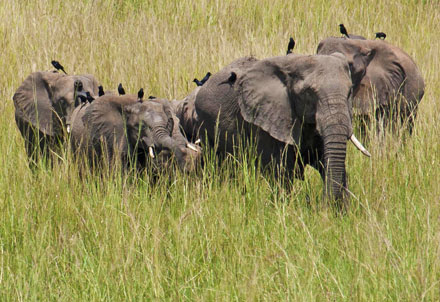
[353,114,371,141]
[403,100,418,135]
[375,105,390,135]
[17,120,45,169]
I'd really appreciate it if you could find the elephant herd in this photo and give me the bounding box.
[12,34,425,208]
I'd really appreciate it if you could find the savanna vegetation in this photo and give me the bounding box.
[1,0,439,300]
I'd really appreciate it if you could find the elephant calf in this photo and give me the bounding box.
[70,94,201,173]
[177,54,370,206]
[317,37,425,134]
[13,70,99,166]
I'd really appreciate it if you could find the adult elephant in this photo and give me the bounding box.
[13,70,99,165]
[186,54,370,206]
[317,37,425,133]
[70,94,201,172]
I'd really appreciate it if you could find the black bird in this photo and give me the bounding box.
[75,93,87,106]
[339,24,349,38]
[193,78,203,87]
[118,83,126,95]
[98,85,104,96]
[286,37,295,55]
[51,60,67,74]
[86,92,95,103]
[228,72,237,83]
[137,88,144,101]
[194,72,212,86]
[375,32,387,40]
[148,95,156,99]
[200,72,211,85]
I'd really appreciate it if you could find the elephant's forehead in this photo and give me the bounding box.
[319,38,363,55]
[54,75,95,92]
[139,103,167,121]
[142,110,166,124]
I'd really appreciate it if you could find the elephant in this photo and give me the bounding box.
[317,37,425,134]
[181,54,370,205]
[13,70,99,165]
[70,94,201,172]
[172,86,202,143]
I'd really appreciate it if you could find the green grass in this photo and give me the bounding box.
[1,0,440,300]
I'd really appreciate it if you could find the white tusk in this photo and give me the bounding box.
[67,125,71,133]
[187,143,199,152]
[194,139,201,145]
[149,146,155,158]
[350,134,371,157]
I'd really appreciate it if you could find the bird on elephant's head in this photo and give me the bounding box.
[317,37,425,133]
[13,70,99,165]
[188,54,370,208]
[73,94,201,173]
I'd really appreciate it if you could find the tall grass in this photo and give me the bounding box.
[1,0,439,300]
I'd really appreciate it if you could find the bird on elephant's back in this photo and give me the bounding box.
[182,54,370,208]
[317,37,425,134]
[70,93,201,173]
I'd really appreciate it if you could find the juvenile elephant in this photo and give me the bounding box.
[13,71,99,165]
[185,54,370,205]
[317,37,425,133]
[70,94,201,172]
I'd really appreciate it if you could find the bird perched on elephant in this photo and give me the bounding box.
[70,93,201,172]
[180,55,370,206]
[317,37,425,134]
[13,70,99,166]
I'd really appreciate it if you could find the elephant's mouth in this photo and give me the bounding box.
[141,137,201,172]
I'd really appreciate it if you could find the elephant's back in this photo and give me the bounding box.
[195,56,257,119]
[83,96,132,160]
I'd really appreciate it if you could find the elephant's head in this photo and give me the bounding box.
[124,98,201,171]
[317,38,424,118]
[13,71,99,137]
[84,95,201,172]
[238,53,369,204]
[317,37,375,91]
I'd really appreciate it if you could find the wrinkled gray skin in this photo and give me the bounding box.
[70,95,200,172]
[317,37,425,133]
[13,71,99,165]
[184,54,365,205]
[172,86,202,143]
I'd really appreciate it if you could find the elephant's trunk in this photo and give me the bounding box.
[322,133,348,204]
[154,127,200,172]
[316,96,351,207]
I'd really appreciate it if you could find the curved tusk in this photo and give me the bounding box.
[194,139,201,145]
[350,134,371,157]
[149,146,155,158]
[66,125,71,134]
[187,143,199,152]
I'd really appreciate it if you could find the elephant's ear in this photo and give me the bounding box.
[363,42,406,107]
[238,59,297,145]
[83,98,127,151]
[13,71,63,136]
[153,99,175,135]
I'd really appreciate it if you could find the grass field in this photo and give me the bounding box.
[1,0,440,300]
